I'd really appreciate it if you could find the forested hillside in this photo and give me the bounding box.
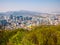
[0,25,60,45]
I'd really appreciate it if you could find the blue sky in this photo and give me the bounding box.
[0,0,60,13]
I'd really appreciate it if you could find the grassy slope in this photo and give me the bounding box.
[0,25,60,45]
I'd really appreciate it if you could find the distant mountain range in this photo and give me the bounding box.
[0,10,41,16]
[0,10,60,16]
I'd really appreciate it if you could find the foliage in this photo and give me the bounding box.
[0,25,60,45]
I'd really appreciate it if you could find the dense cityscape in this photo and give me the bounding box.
[0,11,60,30]
[0,0,60,45]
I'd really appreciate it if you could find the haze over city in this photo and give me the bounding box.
[0,0,60,14]
[0,0,60,45]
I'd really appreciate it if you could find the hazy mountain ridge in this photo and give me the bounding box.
[0,10,41,16]
[0,10,60,17]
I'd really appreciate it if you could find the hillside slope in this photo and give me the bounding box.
[0,25,60,45]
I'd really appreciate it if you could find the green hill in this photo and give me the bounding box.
[0,25,60,45]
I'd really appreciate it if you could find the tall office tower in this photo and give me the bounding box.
[10,15,13,19]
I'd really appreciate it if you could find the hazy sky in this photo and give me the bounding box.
[0,0,60,13]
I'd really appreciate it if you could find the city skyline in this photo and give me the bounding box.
[0,0,60,14]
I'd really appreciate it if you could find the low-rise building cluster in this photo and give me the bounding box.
[0,14,60,30]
